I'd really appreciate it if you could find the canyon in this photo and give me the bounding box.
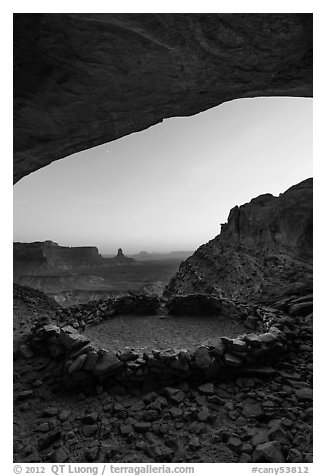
[13,13,313,465]
[165,178,312,302]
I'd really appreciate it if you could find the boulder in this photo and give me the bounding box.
[92,351,124,376]
[253,441,284,463]
[294,387,313,401]
[242,403,265,420]
[194,347,212,369]
[68,354,87,373]
[83,351,99,371]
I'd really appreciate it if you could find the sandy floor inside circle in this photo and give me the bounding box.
[83,313,246,353]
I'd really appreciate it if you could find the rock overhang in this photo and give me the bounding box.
[13,13,312,183]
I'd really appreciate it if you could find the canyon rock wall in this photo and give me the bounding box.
[165,178,313,302]
[14,13,312,183]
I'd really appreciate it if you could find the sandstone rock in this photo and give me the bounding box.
[43,407,59,417]
[60,329,90,350]
[58,410,71,422]
[117,349,139,362]
[189,436,200,450]
[85,445,99,461]
[42,324,61,337]
[68,354,87,373]
[83,351,99,371]
[134,422,151,433]
[287,448,303,462]
[14,14,312,185]
[230,339,248,353]
[268,423,289,445]
[52,447,69,463]
[92,351,124,376]
[165,179,312,302]
[197,406,210,422]
[253,441,284,463]
[38,429,61,450]
[294,388,313,401]
[224,352,243,367]
[227,437,242,453]
[154,445,173,461]
[194,347,212,369]
[242,403,264,420]
[83,412,98,424]
[83,424,97,437]
[238,452,252,463]
[169,391,186,405]
[197,383,215,395]
[120,424,133,436]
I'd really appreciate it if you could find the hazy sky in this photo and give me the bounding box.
[13,97,312,255]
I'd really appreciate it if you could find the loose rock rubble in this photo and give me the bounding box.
[13,285,313,463]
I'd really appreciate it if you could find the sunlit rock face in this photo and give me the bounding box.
[165,179,313,302]
[14,13,312,183]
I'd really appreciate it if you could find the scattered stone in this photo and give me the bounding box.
[83,412,98,424]
[227,437,242,452]
[83,424,97,437]
[58,410,71,422]
[287,448,303,462]
[253,441,284,463]
[38,429,61,450]
[294,388,313,401]
[85,445,99,461]
[120,423,133,436]
[242,403,264,420]
[52,447,69,463]
[43,407,59,417]
[198,383,215,395]
[68,354,87,373]
[134,422,151,433]
[118,349,139,362]
[197,406,210,422]
[189,436,200,449]
[238,452,252,462]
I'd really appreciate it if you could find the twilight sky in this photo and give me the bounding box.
[13,97,312,255]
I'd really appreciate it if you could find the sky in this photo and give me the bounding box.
[13,97,312,255]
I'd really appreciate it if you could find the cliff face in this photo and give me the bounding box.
[165,178,312,302]
[14,13,312,183]
[14,241,103,275]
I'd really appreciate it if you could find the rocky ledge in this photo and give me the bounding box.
[165,178,312,302]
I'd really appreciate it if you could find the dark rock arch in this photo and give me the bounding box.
[13,13,312,183]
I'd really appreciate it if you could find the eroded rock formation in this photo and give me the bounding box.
[14,240,103,275]
[14,13,312,183]
[165,178,313,301]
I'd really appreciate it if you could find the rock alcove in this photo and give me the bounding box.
[14,13,312,183]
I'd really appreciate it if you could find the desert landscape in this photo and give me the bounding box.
[13,12,313,466]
